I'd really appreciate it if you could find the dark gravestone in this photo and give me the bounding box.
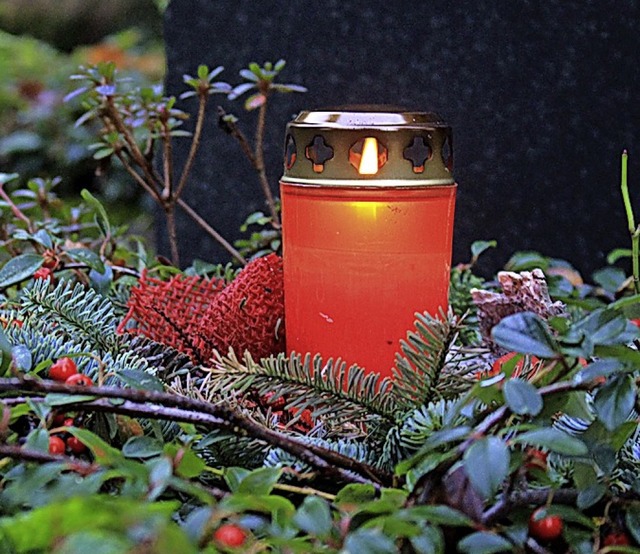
[163,0,640,276]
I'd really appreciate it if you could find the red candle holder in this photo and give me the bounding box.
[280,107,456,378]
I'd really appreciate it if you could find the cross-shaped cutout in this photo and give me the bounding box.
[403,136,432,174]
[305,135,334,173]
[285,134,297,169]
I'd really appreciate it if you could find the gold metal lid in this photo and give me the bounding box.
[281,106,454,187]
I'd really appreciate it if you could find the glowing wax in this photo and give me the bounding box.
[281,183,456,378]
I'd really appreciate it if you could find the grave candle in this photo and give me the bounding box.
[280,107,456,378]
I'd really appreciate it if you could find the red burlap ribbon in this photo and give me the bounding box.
[119,254,285,364]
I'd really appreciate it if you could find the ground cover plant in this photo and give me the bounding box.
[1,61,640,553]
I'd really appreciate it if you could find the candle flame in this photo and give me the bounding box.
[358,137,379,175]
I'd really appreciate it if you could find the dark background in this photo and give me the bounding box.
[163,0,640,277]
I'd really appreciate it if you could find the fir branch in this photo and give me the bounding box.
[197,429,271,470]
[19,279,119,353]
[264,436,379,477]
[392,311,461,409]
[398,399,468,456]
[203,350,400,432]
[128,335,196,381]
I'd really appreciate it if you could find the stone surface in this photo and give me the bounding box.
[164,0,640,276]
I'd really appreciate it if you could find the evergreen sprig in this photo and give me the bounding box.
[202,350,399,433]
[19,279,119,353]
[392,311,466,409]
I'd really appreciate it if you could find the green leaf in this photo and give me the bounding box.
[335,483,377,506]
[173,448,206,479]
[224,467,250,493]
[0,325,13,358]
[592,266,627,293]
[503,378,543,415]
[343,529,397,554]
[574,359,625,385]
[66,427,124,465]
[58,532,131,554]
[67,248,105,273]
[463,437,510,500]
[229,82,256,100]
[410,525,445,554]
[29,229,53,248]
[235,466,281,495]
[147,456,173,501]
[0,172,20,186]
[513,427,588,456]
[419,426,472,454]
[81,189,111,238]
[593,374,636,431]
[89,265,113,296]
[221,493,295,519]
[93,147,114,160]
[406,505,474,527]
[117,369,164,392]
[607,248,632,264]
[45,393,96,406]
[122,436,164,459]
[197,64,209,80]
[576,483,607,510]
[491,312,559,358]
[0,253,44,288]
[239,69,260,82]
[471,240,497,259]
[570,309,639,350]
[25,427,50,452]
[504,251,550,271]
[457,531,513,553]
[293,496,332,538]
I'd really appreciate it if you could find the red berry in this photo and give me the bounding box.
[63,418,75,427]
[213,523,247,548]
[525,448,548,472]
[50,411,67,427]
[489,352,541,379]
[42,250,59,270]
[65,373,93,387]
[66,436,87,454]
[529,508,563,541]
[48,435,66,455]
[49,358,78,382]
[33,267,54,282]
[603,532,631,546]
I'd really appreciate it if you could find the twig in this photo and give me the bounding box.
[0,444,95,472]
[0,185,35,234]
[164,205,180,267]
[161,120,174,201]
[114,149,161,203]
[218,106,280,228]
[254,99,281,227]
[0,377,388,488]
[482,488,580,525]
[175,93,207,199]
[177,199,247,265]
[621,150,640,294]
[104,100,164,192]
